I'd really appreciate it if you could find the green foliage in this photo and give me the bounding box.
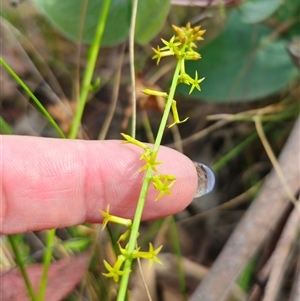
[0,58,65,138]
[7,236,38,301]
[274,0,300,37]
[238,256,257,291]
[178,10,298,103]
[237,0,282,24]
[61,237,91,251]
[0,117,14,134]
[135,0,171,45]
[31,0,170,46]
[115,23,206,300]
[2,2,297,299]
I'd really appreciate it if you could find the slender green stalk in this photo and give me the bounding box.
[212,122,274,172]
[68,0,111,139]
[170,216,187,300]
[0,117,14,134]
[0,58,65,138]
[129,0,139,139]
[152,61,183,153]
[107,225,119,257]
[37,229,56,301]
[117,60,183,301]
[238,256,257,291]
[140,218,165,246]
[8,235,38,301]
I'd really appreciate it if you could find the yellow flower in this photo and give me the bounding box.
[135,243,163,268]
[99,205,132,229]
[140,150,162,172]
[189,71,205,94]
[152,174,176,201]
[102,255,130,282]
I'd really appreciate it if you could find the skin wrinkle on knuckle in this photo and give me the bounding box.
[0,186,7,221]
[1,177,13,233]
[2,148,21,231]
[23,222,54,233]
[83,141,111,220]
[106,144,142,207]
[29,142,86,230]
[2,138,197,233]
[65,143,87,225]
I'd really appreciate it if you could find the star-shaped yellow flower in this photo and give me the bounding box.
[136,243,163,268]
[99,205,132,229]
[140,150,162,172]
[189,71,205,94]
[102,255,130,282]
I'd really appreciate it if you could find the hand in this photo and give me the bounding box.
[1,135,198,234]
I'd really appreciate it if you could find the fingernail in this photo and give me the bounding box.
[193,162,215,198]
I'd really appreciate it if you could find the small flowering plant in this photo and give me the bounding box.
[100,23,206,300]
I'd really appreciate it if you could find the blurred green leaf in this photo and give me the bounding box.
[31,0,170,47]
[135,0,171,45]
[237,0,282,24]
[178,10,298,103]
[61,238,91,251]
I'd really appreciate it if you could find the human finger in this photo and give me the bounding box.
[1,135,198,234]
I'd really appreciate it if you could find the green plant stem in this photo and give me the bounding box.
[107,225,119,257]
[117,60,182,301]
[38,229,56,301]
[8,235,38,301]
[0,58,65,138]
[68,0,111,139]
[140,218,165,246]
[212,122,274,172]
[237,256,257,291]
[129,0,138,139]
[0,117,14,134]
[152,60,182,153]
[170,216,187,300]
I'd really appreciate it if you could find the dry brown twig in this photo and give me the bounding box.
[262,202,299,301]
[189,116,300,301]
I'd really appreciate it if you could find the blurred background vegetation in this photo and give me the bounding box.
[1,0,299,300]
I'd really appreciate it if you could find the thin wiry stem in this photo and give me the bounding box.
[129,0,139,138]
[98,43,126,140]
[254,116,299,209]
[68,0,111,139]
[117,60,182,301]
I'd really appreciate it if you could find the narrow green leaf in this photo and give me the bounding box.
[0,117,14,134]
[61,238,91,251]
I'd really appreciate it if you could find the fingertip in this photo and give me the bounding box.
[1,136,199,233]
[84,142,199,222]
